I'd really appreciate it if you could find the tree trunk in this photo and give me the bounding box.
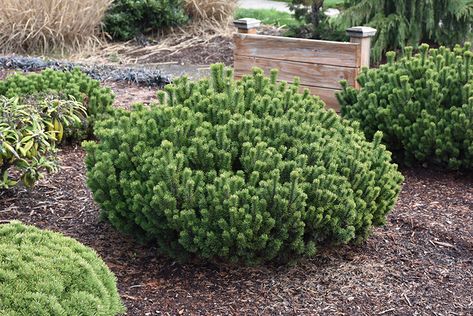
[310,0,324,29]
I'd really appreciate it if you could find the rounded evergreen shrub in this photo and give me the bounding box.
[0,221,124,315]
[103,0,188,41]
[0,68,115,141]
[338,43,473,170]
[85,64,403,265]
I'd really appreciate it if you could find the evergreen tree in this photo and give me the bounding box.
[340,0,473,62]
[288,0,346,40]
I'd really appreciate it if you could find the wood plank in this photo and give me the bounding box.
[234,55,357,90]
[234,33,361,68]
[350,36,371,68]
[300,85,341,112]
[236,75,341,112]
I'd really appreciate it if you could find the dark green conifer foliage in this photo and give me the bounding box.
[338,43,473,170]
[340,0,473,63]
[85,64,403,265]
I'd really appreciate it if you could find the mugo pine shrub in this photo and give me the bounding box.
[85,64,403,264]
[338,44,473,170]
[0,221,124,315]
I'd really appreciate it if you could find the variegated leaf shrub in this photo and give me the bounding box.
[0,68,115,188]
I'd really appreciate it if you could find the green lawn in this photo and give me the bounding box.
[324,0,345,7]
[273,0,345,6]
[235,1,346,28]
[235,8,300,28]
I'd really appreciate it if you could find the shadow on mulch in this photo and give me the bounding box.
[1,146,472,315]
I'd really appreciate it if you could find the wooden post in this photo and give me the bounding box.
[233,18,261,34]
[346,26,377,68]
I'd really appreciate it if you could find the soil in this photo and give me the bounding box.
[106,81,159,109]
[1,27,473,315]
[126,36,234,66]
[94,25,284,67]
[1,145,472,316]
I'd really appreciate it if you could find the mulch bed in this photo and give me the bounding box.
[95,25,284,66]
[105,81,158,109]
[1,32,472,314]
[130,35,234,65]
[1,145,472,315]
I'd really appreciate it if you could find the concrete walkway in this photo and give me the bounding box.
[238,0,291,13]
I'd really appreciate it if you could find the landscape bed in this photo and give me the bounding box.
[1,1,473,315]
[0,147,471,314]
[0,70,471,314]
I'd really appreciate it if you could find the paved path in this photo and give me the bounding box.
[238,0,291,13]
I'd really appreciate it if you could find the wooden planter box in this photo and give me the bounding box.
[233,18,376,111]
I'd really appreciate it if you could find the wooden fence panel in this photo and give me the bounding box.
[233,33,362,110]
[234,55,358,90]
[234,34,361,68]
[233,25,376,111]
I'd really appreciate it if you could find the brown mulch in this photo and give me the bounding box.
[93,25,284,66]
[0,68,16,80]
[1,28,472,314]
[105,81,158,109]
[128,35,234,66]
[1,145,472,316]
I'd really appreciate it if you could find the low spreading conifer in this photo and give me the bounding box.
[338,44,473,170]
[85,64,403,264]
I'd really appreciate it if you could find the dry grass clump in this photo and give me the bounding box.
[0,0,112,55]
[185,0,238,23]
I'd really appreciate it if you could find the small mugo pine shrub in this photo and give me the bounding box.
[338,43,473,170]
[0,68,115,141]
[85,64,404,265]
[0,221,125,315]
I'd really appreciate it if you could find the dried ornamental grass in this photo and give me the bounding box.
[0,0,112,55]
[86,0,236,64]
[185,0,238,22]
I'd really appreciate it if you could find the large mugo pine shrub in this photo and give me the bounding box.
[338,44,473,170]
[0,221,124,315]
[85,64,404,265]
